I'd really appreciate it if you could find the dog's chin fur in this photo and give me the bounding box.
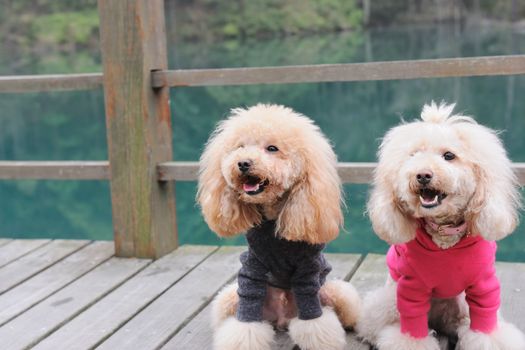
[288,307,346,350]
[213,317,275,350]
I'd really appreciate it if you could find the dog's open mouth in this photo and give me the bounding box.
[241,175,269,195]
[419,188,447,208]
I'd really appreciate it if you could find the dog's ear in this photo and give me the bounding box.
[276,130,343,244]
[463,128,521,241]
[197,122,261,237]
[367,178,418,244]
[366,128,418,244]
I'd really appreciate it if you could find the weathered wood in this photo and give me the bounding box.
[98,0,177,258]
[326,253,364,281]
[33,245,218,350]
[97,246,244,350]
[152,55,525,88]
[164,252,365,350]
[0,240,89,294]
[157,161,198,181]
[496,261,525,332]
[1,161,523,184]
[0,161,109,180]
[158,162,525,185]
[349,253,389,295]
[1,54,524,94]
[0,241,113,326]
[0,239,12,247]
[0,239,49,268]
[338,163,376,185]
[0,73,103,93]
[0,256,150,350]
[0,241,520,350]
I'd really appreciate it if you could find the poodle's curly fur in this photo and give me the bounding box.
[198,104,359,350]
[358,102,525,350]
[198,103,344,244]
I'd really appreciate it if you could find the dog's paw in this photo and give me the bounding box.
[376,324,440,350]
[457,320,525,350]
[321,279,361,329]
[210,283,238,329]
[213,317,274,350]
[288,307,346,350]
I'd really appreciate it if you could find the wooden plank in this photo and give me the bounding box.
[0,161,522,185]
[0,161,109,180]
[0,241,114,326]
[348,254,389,295]
[338,163,376,185]
[496,261,525,332]
[0,239,12,247]
[165,252,365,350]
[96,246,244,350]
[158,161,376,183]
[0,256,150,350]
[326,253,364,281]
[157,161,198,181]
[157,161,525,185]
[33,245,218,350]
[98,0,177,258]
[0,73,103,93]
[152,55,525,88]
[0,240,89,294]
[1,55,525,94]
[0,239,50,268]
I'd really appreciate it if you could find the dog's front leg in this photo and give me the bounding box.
[457,276,525,350]
[375,276,440,350]
[213,251,274,350]
[288,268,346,350]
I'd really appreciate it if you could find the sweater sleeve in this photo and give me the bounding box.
[290,254,323,320]
[465,270,500,333]
[236,250,269,322]
[396,274,432,338]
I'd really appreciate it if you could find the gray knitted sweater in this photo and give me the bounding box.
[236,220,331,322]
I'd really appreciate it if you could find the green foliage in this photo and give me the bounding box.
[169,0,363,40]
[32,10,99,47]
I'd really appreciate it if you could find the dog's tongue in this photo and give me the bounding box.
[243,183,260,192]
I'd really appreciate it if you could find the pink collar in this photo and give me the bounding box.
[424,219,468,236]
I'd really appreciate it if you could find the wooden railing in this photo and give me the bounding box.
[1,0,525,258]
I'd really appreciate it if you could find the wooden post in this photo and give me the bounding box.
[97,0,178,258]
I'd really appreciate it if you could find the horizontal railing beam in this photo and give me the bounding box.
[0,161,109,179]
[1,161,525,185]
[2,55,525,93]
[152,55,525,87]
[0,73,103,93]
[157,161,525,185]
[157,162,377,183]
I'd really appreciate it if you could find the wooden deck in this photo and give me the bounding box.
[0,239,523,349]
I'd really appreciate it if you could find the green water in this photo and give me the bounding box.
[1,23,524,261]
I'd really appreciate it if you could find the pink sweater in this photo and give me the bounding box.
[387,226,500,338]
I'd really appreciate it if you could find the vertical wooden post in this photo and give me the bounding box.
[98,0,178,258]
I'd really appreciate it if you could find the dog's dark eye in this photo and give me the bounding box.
[443,151,456,161]
[266,145,279,152]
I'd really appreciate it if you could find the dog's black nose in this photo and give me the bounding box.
[416,171,433,185]
[238,160,252,173]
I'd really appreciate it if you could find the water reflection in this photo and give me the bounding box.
[0,23,524,261]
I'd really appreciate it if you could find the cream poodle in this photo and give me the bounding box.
[357,102,525,350]
[197,104,360,350]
